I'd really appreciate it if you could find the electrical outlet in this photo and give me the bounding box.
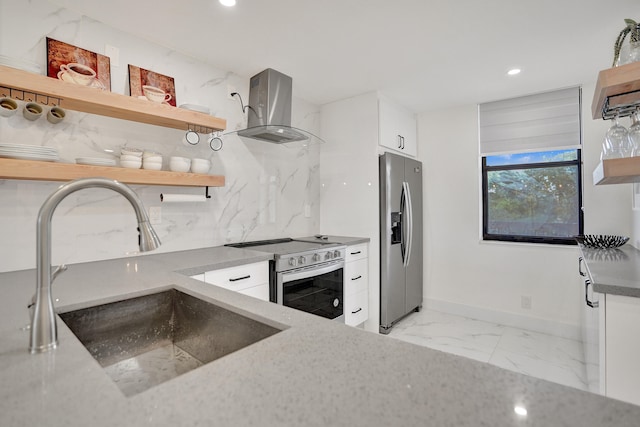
[149,206,161,225]
[521,295,532,310]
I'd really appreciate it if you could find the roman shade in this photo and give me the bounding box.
[479,86,582,156]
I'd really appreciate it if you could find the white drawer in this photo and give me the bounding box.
[203,261,269,292]
[345,258,368,295]
[345,243,368,262]
[237,284,270,301]
[345,289,368,326]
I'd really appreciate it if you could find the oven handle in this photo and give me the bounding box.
[281,260,344,283]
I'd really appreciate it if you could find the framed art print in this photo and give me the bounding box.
[46,37,111,91]
[128,65,176,107]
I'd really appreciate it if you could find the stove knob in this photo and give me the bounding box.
[325,251,333,260]
[298,256,307,265]
[333,249,341,258]
[288,257,298,267]
[312,253,321,262]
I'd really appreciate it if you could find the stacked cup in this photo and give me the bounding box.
[142,151,163,170]
[120,147,143,169]
[169,156,191,172]
[191,158,211,174]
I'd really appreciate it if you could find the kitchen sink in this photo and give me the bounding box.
[59,289,282,397]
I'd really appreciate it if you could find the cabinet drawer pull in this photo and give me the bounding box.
[350,250,361,255]
[229,275,251,282]
[351,275,362,281]
[585,279,599,308]
[351,307,362,314]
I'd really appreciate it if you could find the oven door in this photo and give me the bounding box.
[276,260,344,322]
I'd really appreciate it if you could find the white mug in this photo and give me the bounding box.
[60,63,96,86]
[142,85,172,103]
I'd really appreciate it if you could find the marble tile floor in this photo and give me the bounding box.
[387,308,589,392]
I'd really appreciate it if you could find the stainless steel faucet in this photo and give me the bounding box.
[29,177,161,354]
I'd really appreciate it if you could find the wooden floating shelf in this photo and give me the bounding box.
[593,157,640,185]
[592,61,640,120]
[0,65,226,133]
[0,158,225,187]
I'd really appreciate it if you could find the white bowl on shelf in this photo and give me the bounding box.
[120,159,142,169]
[169,156,191,172]
[142,162,162,171]
[121,147,143,157]
[143,155,163,163]
[121,154,143,162]
[190,158,211,174]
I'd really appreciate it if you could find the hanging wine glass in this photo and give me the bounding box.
[605,114,630,158]
[601,140,613,160]
[628,108,640,157]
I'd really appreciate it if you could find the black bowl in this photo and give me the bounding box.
[574,234,629,249]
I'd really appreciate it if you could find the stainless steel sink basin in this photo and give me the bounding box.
[59,289,282,397]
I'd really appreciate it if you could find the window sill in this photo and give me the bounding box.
[478,239,580,251]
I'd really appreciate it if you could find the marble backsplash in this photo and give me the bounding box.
[0,0,321,272]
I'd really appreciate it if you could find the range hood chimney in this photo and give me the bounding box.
[237,69,310,144]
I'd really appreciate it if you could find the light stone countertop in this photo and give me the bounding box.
[2,245,640,426]
[580,244,640,298]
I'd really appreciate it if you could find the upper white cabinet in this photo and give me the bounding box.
[378,96,417,157]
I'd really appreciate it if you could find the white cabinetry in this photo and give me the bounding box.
[378,96,417,157]
[603,293,640,405]
[578,256,603,395]
[344,243,369,327]
[191,261,270,301]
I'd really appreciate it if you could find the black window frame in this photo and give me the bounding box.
[481,149,584,245]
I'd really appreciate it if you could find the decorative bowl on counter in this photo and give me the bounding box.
[574,234,630,249]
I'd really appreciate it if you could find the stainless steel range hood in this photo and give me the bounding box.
[236,69,319,144]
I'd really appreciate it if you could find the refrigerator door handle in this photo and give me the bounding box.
[402,181,413,267]
[400,183,407,262]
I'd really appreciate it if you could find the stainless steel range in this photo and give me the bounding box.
[226,238,346,322]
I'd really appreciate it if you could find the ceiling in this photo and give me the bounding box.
[50,0,638,113]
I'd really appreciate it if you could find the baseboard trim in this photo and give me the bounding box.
[424,298,581,341]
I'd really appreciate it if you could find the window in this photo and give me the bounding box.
[479,87,583,245]
[482,149,583,244]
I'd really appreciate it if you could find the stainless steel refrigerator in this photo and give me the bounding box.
[379,152,423,334]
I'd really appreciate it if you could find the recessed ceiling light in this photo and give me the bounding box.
[507,68,521,76]
[219,0,236,6]
[514,406,528,416]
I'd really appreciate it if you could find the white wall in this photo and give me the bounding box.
[0,0,321,272]
[320,92,381,333]
[417,82,631,339]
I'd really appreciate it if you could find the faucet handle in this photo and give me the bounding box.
[51,264,67,283]
[28,264,67,321]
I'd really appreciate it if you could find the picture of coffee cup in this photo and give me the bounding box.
[59,63,97,86]
[142,85,172,103]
